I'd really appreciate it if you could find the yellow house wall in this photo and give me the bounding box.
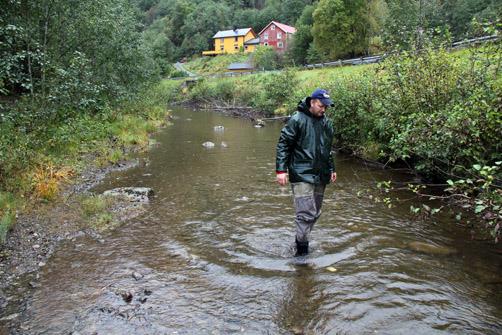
[211,30,257,54]
[245,44,256,52]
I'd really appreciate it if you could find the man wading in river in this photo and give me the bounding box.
[276,88,337,256]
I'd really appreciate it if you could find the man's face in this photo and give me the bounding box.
[310,99,327,117]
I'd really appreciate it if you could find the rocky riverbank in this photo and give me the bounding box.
[0,155,157,332]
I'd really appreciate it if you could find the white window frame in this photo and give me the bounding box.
[278,41,283,48]
[220,38,224,43]
[271,25,275,30]
[264,33,268,40]
[264,42,268,46]
[277,32,282,39]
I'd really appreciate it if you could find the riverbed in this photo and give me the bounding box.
[2,106,501,334]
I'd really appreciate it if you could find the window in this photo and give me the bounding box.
[264,42,268,46]
[220,45,224,51]
[245,45,248,50]
[271,25,275,30]
[277,32,282,39]
[220,38,224,43]
[264,33,268,40]
[278,42,283,48]
[234,45,239,50]
[235,36,238,42]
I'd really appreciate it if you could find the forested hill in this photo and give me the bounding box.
[135,0,501,65]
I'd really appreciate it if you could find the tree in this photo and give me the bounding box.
[253,46,280,70]
[0,0,158,114]
[181,0,231,55]
[279,0,312,25]
[312,0,369,59]
[288,4,316,65]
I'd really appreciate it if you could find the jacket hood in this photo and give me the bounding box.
[297,98,312,116]
[297,97,324,119]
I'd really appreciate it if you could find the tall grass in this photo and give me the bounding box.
[0,80,182,243]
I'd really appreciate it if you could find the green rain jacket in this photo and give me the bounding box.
[276,98,335,185]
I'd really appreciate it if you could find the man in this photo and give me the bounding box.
[276,88,337,256]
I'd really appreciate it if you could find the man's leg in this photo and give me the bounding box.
[313,183,326,221]
[291,182,318,255]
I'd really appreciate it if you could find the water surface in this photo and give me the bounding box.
[13,107,502,334]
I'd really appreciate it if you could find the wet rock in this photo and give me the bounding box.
[144,289,152,296]
[120,291,133,303]
[202,141,215,148]
[29,281,41,288]
[0,313,19,321]
[103,187,154,203]
[254,119,265,128]
[32,244,40,249]
[407,241,458,255]
[132,271,143,281]
[139,297,147,304]
[213,125,224,131]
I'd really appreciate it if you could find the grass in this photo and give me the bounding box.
[79,194,117,231]
[0,80,183,243]
[184,53,252,75]
[0,192,16,242]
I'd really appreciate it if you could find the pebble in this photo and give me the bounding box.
[326,266,337,272]
[0,313,19,321]
[38,262,46,267]
[132,271,144,281]
[32,244,40,249]
[121,291,133,303]
[29,281,41,288]
[291,326,303,335]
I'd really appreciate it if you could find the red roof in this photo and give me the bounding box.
[258,21,297,35]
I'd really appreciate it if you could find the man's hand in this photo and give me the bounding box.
[330,172,337,183]
[276,172,288,186]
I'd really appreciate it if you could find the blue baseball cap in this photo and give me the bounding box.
[311,88,334,107]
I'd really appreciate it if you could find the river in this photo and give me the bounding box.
[7,107,502,334]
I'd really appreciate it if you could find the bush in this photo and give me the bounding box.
[253,46,281,71]
[372,45,501,178]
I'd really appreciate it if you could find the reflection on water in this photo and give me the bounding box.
[13,107,502,334]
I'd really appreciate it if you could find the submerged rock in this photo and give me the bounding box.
[103,187,154,203]
[254,119,265,128]
[214,125,224,131]
[202,141,215,148]
[407,241,458,255]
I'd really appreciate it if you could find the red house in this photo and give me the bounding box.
[258,21,296,52]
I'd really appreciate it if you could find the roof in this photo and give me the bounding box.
[227,62,254,70]
[213,28,253,39]
[258,21,297,35]
[244,37,260,45]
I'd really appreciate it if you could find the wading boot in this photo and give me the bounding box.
[295,238,309,257]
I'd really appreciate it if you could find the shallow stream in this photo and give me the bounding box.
[7,107,502,334]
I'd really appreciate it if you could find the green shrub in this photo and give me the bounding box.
[372,45,501,178]
[0,192,16,243]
